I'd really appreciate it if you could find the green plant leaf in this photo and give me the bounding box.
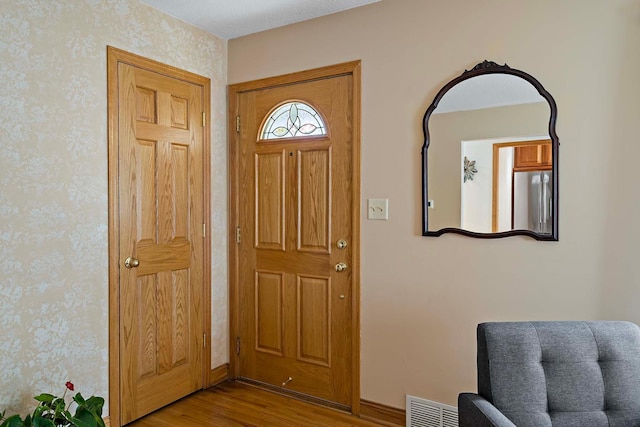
[0,414,25,427]
[72,394,85,406]
[31,417,55,427]
[89,411,105,427]
[70,411,95,427]
[70,420,93,427]
[32,405,46,419]
[33,394,55,404]
[51,399,65,413]
[82,397,104,417]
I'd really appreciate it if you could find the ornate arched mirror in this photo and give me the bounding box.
[422,60,559,240]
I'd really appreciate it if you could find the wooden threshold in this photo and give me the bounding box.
[237,378,351,412]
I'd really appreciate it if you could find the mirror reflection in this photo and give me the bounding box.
[422,62,558,240]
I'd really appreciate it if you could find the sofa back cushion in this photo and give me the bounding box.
[477,321,640,427]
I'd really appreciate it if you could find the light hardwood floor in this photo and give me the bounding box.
[127,381,387,427]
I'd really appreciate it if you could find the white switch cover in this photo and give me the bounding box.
[368,198,389,220]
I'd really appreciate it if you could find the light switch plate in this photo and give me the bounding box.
[367,198,389,220]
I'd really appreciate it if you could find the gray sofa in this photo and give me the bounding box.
[458,321,640,427]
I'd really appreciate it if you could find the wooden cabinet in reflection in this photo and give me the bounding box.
[513,141,552,171]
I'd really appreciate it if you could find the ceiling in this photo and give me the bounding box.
[139,0,381,39]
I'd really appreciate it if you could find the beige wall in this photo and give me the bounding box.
[0,0,227,416]
[429,102,549,230]
[229,0,640,408]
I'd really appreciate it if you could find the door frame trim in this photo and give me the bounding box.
[107,46,212,427]
[227,61,362,414]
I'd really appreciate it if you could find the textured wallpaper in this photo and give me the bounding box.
[0,0,228,416]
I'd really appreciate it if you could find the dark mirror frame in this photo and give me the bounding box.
[422,60,559,240]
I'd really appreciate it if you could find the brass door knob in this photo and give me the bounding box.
[335,262,348,272]
[124,257,140,268]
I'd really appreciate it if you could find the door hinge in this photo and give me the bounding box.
[236,337,240,355]
[235,226,241,244]
[202,112,206,127]
[236,116,240,133]
[203,333,206,348]
[202,223,206,238]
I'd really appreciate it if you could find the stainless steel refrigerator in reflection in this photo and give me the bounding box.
[513,171,553,233]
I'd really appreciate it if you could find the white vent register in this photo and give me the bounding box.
[406,395,458,427]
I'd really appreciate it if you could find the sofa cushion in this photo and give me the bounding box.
[477,321,640,427]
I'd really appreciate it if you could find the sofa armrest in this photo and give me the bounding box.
[458,393,517,427]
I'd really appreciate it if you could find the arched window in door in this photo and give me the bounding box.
[259,101,327,140]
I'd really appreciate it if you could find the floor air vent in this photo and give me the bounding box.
[406,395,458,427]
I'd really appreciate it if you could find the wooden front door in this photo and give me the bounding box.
[230,63,361,410]
[108,47,210,426]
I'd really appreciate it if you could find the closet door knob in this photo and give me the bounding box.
[124,257,140,268]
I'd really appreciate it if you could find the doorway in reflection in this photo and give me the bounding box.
[491,139,552,234]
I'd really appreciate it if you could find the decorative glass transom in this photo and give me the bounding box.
[260,101,327,140]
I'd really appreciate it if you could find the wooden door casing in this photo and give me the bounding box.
[108,47,212,427]
[228,62,361,412]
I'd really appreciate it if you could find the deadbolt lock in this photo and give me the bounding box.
[335,262,348,272]
[337,239,348,249]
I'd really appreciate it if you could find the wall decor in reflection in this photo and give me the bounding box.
[463,156,477,183]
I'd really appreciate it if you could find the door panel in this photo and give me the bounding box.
[255,270,285,355]
[138,275,158,379]
[255,151,286,250]
[117,62,204,424]
[236,74,355,408]
[297,148,331,253]
[297,274,331,366]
